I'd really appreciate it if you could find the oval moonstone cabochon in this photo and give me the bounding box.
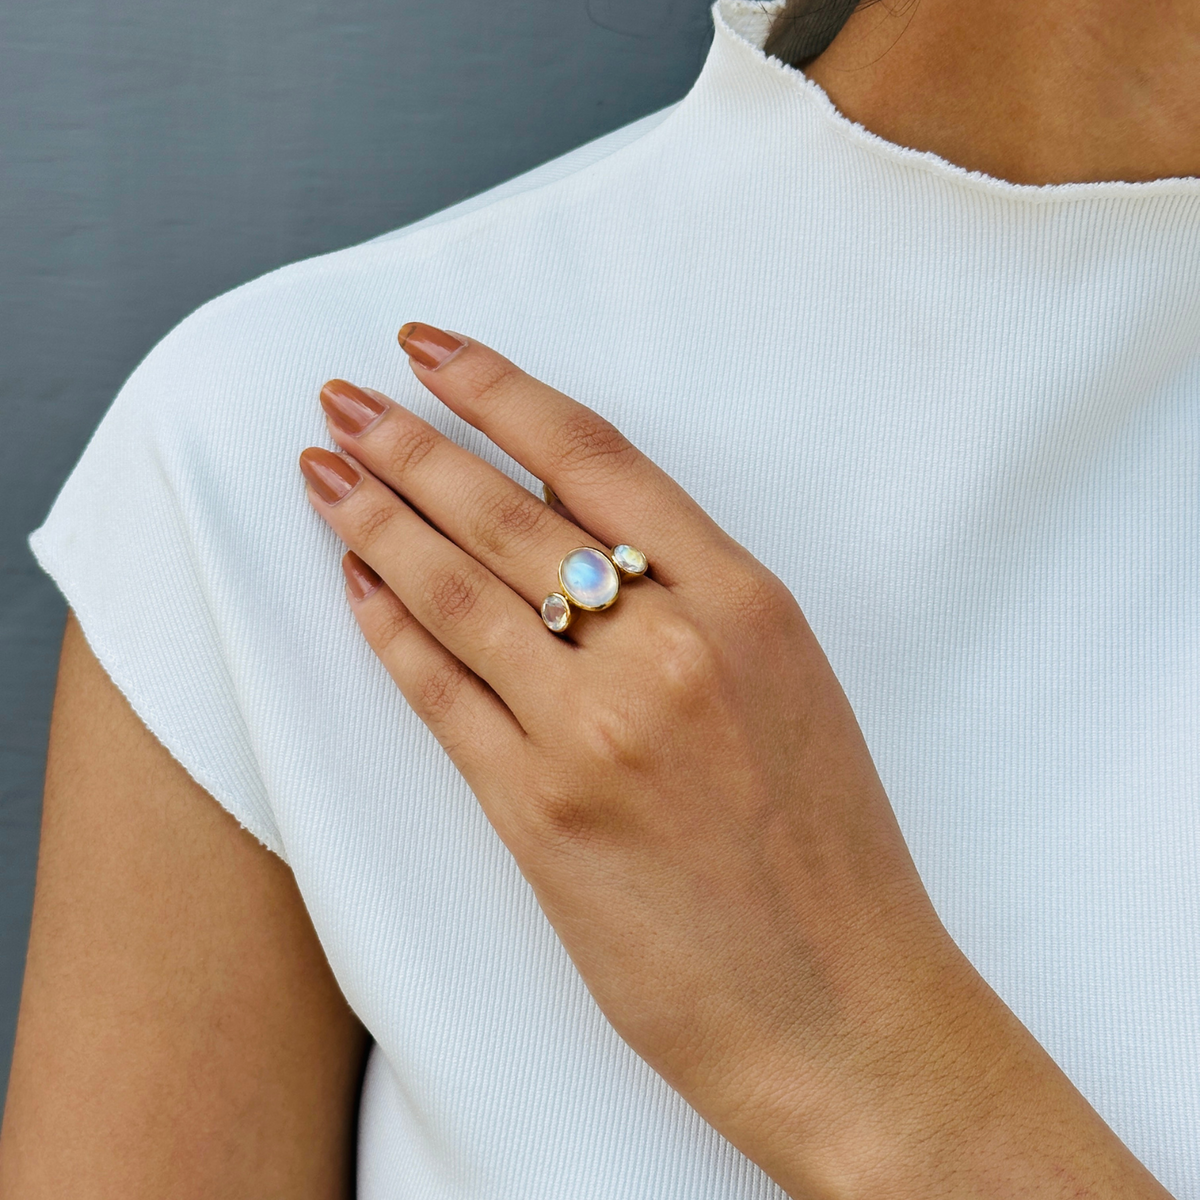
[559,547,620,610]
[611,544,647,576]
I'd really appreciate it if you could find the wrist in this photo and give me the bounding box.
[722,940,1168,1200]
[664,912,975,1198]
[748,932,988,1199]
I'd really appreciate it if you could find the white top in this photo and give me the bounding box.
[31,2,1200,1194]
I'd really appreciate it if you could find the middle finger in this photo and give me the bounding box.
[320,380,660,620]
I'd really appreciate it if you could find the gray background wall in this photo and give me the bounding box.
[0,0,713,1109]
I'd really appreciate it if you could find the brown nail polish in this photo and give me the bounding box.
[397,322,467,371]
[342,551,382,601]
[299,447,361,505]
[321,379,387,436]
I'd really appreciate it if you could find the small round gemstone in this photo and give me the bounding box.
[541,592,572,632]
[611,544,647,576]
[559,547,620,610]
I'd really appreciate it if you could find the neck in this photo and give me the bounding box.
[796,0,1200,184]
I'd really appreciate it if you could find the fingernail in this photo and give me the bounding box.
[299,447,361,505]
[320,379,387,436]
[397,322,467,371]
[342,551,382,601]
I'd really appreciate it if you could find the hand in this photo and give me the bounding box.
[299,325,1170,1200]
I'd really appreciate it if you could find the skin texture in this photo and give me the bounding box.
[0,613,369,1198]
[301,341,1173,1199]
[799,0,1200,184]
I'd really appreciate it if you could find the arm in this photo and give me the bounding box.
[0,612,369,1198]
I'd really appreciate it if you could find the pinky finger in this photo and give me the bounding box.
[341,552,524,775]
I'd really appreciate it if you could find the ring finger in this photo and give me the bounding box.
[299,445,560,719]
[319,380,662,636]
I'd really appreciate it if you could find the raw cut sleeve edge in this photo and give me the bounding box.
[28,528,289,864]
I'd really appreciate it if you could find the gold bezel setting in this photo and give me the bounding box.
[540,544,650,634]
[558,546,621,612]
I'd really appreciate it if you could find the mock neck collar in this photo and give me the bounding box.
[688,0,1200,202]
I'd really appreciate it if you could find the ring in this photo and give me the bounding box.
[541,544,648,633]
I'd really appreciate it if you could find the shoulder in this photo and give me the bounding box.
[97,99,690,496]
[145,104,677,375]
[108,102,679,440]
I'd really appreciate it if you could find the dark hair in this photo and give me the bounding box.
[762,0,864,66]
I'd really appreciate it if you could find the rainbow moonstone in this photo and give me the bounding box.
[612,544,647,576]
[559,547,620,611]
[541,592,572,633]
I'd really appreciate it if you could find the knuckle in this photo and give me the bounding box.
[428,562,486,625]
[351,502,399,553]
[722,569,798,637]
[578,698,658,773]
[472,483,550,557]
[461,358,523,410]
[556,616,726,776]
[650,613,722,699]
[385,421,442,478]
[551,410,636,476]
[417,659,470,722]
[369,600,416,653]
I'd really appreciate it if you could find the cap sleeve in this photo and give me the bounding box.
[28,283,318,862]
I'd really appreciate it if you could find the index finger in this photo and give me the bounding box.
[396,322,725,582]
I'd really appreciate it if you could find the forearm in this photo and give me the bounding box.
[685,922,1171,1200]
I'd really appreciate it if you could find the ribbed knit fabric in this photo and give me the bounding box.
[30,2,1200,1193]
